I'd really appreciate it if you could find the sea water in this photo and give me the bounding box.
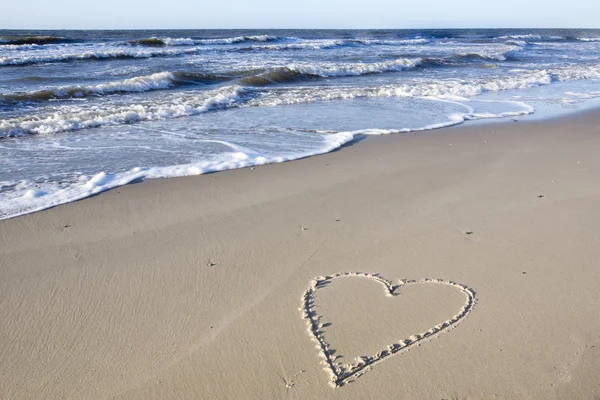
[1,29,599,219]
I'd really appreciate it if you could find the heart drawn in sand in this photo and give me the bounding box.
[300,272,476,388]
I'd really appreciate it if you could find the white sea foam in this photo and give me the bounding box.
[0,85,246,137]
[0,130,354,220]
[1,72,178,102]
[504,40,528,47]
[552,63,600,81]
[197,34,279,45]
[564,91,600,99]
[0,46,201,66]
[0,43,44,51]
[497,34,544,40]
[352,38,430,46]
[464,45,523,61]
[577,37,600,42]
[128,37,197,46]
[288,58,422,77]
[335,99,533,136]
[4,63,598,137]
[247,64,600,107]
[249,40,347,51]
[239,58,423,85]
[0,95,538,220]
[62,71,176,94]
[162,37,196,46]
[345,114,466,136]
[429,44,523,62]
[497,34,563,40]
[248,38,429,50]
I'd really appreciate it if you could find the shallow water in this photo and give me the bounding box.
[1,29,600,219]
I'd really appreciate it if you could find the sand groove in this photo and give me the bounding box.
[300,272,476,387]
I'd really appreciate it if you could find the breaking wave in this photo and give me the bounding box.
[246,40,347,51]
[240,58,422,85]
[0,46,202,66]
[195,34,279,44]
[1,50,522,103]
[0,72,233,103]
[351,38,430,45]
[4,62,599,138]
[245,63,600,107]
[127,35,279,46]
[245,38,429,51]
[0,85,247,137]
[496,34,564,40]
[127,37,194,46]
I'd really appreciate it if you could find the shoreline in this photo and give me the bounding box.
[2,109,600,399]
[2,101,599,222]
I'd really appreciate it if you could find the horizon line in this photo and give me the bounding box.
[1,26,599,31]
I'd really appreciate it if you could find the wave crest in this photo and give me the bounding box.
[128,37,196,46]
[196,34,279,45]
[351,38,430,46]
[0,71,236,103]
[0,35,70,45]
[496,34,564,41]
[246,63,600,107]
[240,58,422,85]
[0,46,201,66]
[0,85,247,137]
[3,62,600,138]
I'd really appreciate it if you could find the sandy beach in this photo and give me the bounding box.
[1,111,600,399]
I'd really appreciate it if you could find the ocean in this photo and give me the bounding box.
[1,29,600,219]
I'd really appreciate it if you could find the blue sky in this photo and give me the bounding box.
[1,0,598,29]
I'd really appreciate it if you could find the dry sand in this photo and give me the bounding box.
[1,111,600,399]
